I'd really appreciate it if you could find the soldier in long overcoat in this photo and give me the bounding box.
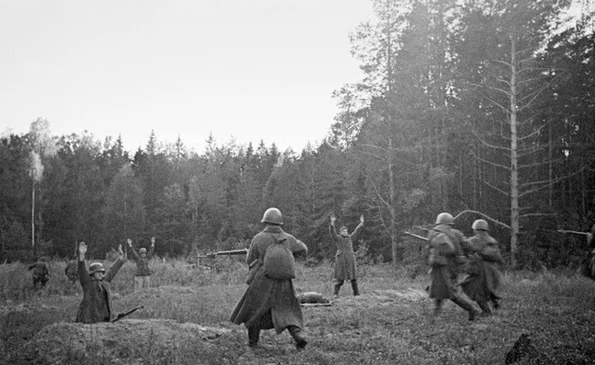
[460,219,503,315]
[76,241,125,324]
[329,213,364,297]
[230,207,309,350]
[425,212,478,321]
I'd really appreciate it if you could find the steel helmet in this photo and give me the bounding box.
[261,207,283,225]
[89,262,105,275]
[435,212,454,225]
[139,247,147,254]
[472,219,489,231]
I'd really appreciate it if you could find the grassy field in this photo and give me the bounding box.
[1,257,594,364]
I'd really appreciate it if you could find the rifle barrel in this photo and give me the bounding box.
[404,231,429,241]
[216,249,249,256]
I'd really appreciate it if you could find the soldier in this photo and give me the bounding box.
[75,241,126,323]
[329,213,364,298]
[127,237,155,290]
[230,207,309,350]
[425,212,478,321]
[28,257,50,288]
[460,219,504,316]
[64,255,78,285]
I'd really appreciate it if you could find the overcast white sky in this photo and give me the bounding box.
[0,0,374,153]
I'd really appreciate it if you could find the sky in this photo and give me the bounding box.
[0,0,375,153]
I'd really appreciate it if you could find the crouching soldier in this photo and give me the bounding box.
[29,257,50,288]
[230,207,309,350]
[64,255,78,285]
[76,241,125,323]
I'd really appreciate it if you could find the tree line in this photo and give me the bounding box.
[1,0,593,268]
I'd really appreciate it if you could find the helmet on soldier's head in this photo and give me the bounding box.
[89,262,105,275]
[261,207,283,225]
[435,212,454,225]
[472,219,489,231]
[139,248,147,254]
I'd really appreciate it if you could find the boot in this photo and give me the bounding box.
[248,327,260,348]
[333,282,343,299]
[451,296,479,321]
[478,301,492,316]
[288,326,308,350]
[351,280,360,296]
[492,299,500,311]
[431,299,444,324]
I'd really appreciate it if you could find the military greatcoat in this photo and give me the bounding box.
[76,257,124,323]
[329,221,363,281]
[230,225,307,334]
[425,224,466,300]
[460,234,503,302]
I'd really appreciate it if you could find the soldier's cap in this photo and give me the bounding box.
[139,247,147,254]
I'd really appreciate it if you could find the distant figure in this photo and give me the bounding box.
[76,241,125,323]
[460,219,503,315]
[230,207,309,350]
[64,255,78,285]
[127,237,155,290]
[425,212,478,321]
[329,213,364,298]
[28,257,50,288]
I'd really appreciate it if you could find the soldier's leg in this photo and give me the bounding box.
[288,326,308,350]
[248,327,260,348]
[134,276,142,291]
[350,280,360,296]
[451,295,479,321]
[333,280,344,298]
[477,300,492,316]
[145,276,151,289]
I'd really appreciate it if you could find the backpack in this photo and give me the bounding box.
[263,234,296,280]
[427,232,455,267]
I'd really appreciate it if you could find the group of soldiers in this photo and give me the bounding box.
[426,212,503,321]
[25,206,594,352]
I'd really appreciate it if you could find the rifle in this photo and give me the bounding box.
[203,248,249,258]
[404,231,429,241]
[111,305,144,322]
[557,229,590,236]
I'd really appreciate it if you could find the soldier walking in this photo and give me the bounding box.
[329,213,364,298]
[460,219,504,316]
[230,207,309,350]
[425,212,478,321]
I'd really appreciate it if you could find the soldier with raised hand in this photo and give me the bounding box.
[230,207,309,350]
[127,237,155,290]
[460,219,504,316]
[425,212,478,321]
[329,213,364,298]
[76,241,126,323]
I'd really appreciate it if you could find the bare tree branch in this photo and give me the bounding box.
[484,180,510,196]
[453,210,511,230]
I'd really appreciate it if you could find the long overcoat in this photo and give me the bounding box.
[329,222,363,281]
[426,225,466,300]
[229,225,308,333]
[460,234,503,302]
[76,257,124,323]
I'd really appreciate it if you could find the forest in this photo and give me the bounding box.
[1,0,594,269]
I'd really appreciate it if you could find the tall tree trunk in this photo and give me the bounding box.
[32,181,36,255]
[509,37,520,267]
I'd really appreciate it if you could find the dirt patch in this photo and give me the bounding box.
[20,319,232,364]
